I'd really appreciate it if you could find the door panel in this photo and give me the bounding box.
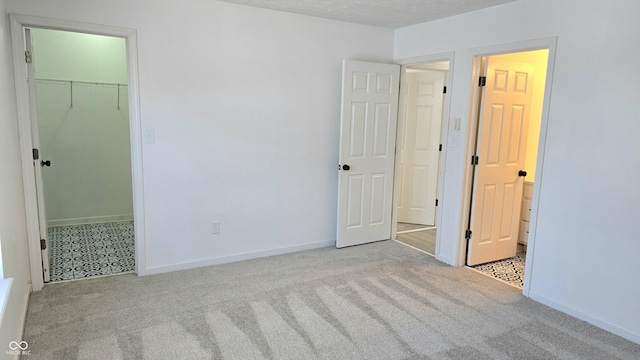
[26,29,51,282]
[373,104,391,157]
[397,71,445,226]
[337,60,400,248]
[370,173,387,225]
[467,57,534,266]
[346,175,364,228]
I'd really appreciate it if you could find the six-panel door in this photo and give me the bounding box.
[336,60,400,248]
[467,57,534,265]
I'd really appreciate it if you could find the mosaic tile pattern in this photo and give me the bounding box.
[48,221,135,282]
[471,253,525,288]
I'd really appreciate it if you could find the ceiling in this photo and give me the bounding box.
[218,0,517,28]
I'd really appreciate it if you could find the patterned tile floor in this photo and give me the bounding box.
[471,253,526,288]
[48,221,135,282]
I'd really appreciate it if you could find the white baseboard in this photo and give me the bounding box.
[529,291,640,344]
[145,240,336,276]
[0,279,30,359]
[48,214,134,227]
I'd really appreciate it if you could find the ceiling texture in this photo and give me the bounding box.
[219,0,517,28]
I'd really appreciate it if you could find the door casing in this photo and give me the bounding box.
[9,14,147,291]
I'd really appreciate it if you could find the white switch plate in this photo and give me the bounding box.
[212,221,221,234]
[143,129,155,144]
[449,117,461,131]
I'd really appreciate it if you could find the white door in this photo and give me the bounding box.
[26,29,51,282]
[336,60,400,248]
[397,70,445,226]
[467,57,534,266]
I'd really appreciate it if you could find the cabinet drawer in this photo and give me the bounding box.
[519,220,530,245]
[521,199,532,222]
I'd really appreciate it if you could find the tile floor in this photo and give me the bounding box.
[470,253,526,288]
[48,221,135,282]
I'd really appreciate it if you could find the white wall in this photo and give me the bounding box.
[32,29,133,223]
[0,0,31,355]
[395,0,640,343]
[31,29,128,83]
[6,0,394,272]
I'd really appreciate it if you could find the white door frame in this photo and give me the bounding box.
[9,14,147,291]
[392,52,455,260]
[459,37,558,295]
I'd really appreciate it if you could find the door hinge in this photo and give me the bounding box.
[33,148,39,160]
[40,239,46,250]
[439,144,443,152]
[435,199,439,207]
[479,76,486,87]
[471,155,479,165]
[25,50,32,64]
[443,86,447,94]
[465,230,472,240]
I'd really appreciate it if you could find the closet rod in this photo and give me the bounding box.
[35,78,128,87]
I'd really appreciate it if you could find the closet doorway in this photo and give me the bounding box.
[28,28,135,283]
[394,61,449,256]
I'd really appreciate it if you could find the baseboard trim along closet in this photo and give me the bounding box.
[145,240,336,276]
[48,214,134,227]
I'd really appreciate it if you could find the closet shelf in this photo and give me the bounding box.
[34,78,129,110]
[34,78,128,87]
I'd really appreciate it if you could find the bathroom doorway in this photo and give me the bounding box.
[466,49,549,288]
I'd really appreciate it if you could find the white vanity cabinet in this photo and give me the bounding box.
[519,181,534,244]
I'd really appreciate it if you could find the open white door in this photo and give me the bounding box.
[336,60,400,248]
[397,70,445,226]
[467,57,534,266]
[25,29,51,282]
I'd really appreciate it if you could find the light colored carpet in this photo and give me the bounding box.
[23,241,640,359]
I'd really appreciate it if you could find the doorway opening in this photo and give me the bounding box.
[28,28,135,283]
[464,49,549,288]
[394,61,449,256]
[11,14,146,291]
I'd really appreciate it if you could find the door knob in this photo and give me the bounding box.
[342,164,351,171]
[518,170,527,177]
[41,160,51,167]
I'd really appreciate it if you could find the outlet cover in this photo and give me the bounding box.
[212,221,221,234]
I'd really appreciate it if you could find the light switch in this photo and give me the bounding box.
[449,117,461,131]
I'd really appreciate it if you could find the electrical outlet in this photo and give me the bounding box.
[212,221,221,234]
